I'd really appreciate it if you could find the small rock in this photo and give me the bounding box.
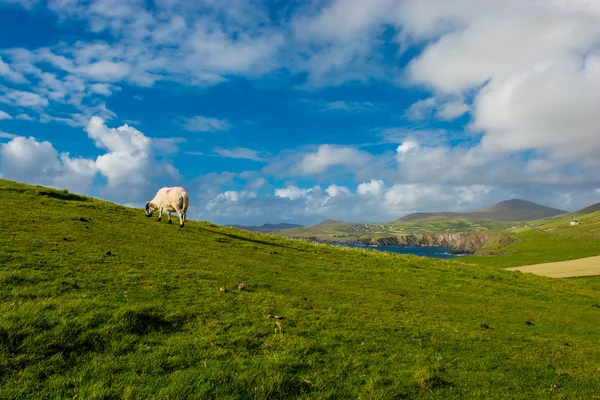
[592,304,600,308]
[480,323,490,329]
[79,217,90,222]
[238,284,245,291]
[106,251,112,256]
[525,321,534,326]
[550,384,558,391]
[274,315,285,320]
[219,287,227,293]
[62,237,69,241]
[267,315,274,319]
[210,342,221,346]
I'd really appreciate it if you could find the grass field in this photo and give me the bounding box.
[507,256,600,278]
[464,210,600,269]
[1,179,600,398]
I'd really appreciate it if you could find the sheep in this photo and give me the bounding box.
[145,187,189,228]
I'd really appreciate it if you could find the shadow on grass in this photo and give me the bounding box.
[200,227,308,252]
[38,189,88,202]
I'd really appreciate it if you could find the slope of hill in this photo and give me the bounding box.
[465,207,600,268]
[227,222,304,233]
[1,179,600,398]
[398,199,566,223]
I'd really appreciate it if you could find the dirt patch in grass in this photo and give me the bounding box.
[507,255,600,278]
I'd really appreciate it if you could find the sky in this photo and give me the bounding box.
[0,0,599,225]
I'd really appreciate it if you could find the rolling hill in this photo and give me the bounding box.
[464,205,600,268]
[397,199,566,222]
[1,179,600,398]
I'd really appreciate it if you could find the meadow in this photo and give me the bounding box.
[465,209,600,268]
[1,179,600,399]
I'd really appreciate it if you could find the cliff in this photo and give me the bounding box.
[349,232,498,254]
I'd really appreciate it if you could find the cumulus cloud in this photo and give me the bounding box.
[357,179,385,197]
[275,185,314,200]
[85,117,179,201]
[0,117,180,204]
[0,136,97,193]
[295,144,372,175]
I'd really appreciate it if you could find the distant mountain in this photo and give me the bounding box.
[308,219,352,228]
[228,222,304,233]
[397,199,566,222]
[573,202,600,217]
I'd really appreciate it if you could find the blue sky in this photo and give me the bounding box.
[1,0,600,225]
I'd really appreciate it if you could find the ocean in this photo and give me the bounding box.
[335,243,462,259]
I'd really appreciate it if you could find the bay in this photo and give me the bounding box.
[335,243,461,259]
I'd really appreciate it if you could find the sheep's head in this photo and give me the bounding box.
[145,202,158,217]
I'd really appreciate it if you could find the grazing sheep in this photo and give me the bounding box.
[145,187,189,228]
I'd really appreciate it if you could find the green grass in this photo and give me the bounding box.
[464,210,600,268]
[1,179,600,399]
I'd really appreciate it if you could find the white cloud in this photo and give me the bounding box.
[213,146,266,162]
[357,179,385,197]
[0,117,182,202]
[0,56,27,83]
[0,88,48,108]
[0,110,13,120]
[0,132,17,139]
[318,100,377,113]
[275,185,314,200]
[77,60,131,82]
[214,190,256,203]
[405,96,468,121]
[295,144,371,175]
[325,184,351,199]
[86,117,156,191]
[15,113,35,121]
[0,136,97,193]
[182,116,232,132]
[399,0,600,164]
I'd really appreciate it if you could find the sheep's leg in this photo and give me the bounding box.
[178,210,185,228]
[168,212,172,224]
[157,208,162,222]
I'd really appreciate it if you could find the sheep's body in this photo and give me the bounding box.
[145,187,189,227]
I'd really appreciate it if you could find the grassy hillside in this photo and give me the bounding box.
[464,209,600,268]
[1,179,600,398]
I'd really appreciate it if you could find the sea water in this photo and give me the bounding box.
[335,243,461,259]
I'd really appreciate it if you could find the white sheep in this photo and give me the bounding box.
[145,187,190,228]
